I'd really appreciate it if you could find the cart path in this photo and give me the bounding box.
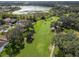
[50,44,55,57]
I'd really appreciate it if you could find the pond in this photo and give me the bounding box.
[12,6,52,14]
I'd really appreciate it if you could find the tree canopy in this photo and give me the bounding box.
[52,31,79,57]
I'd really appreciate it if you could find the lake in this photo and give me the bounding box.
[12,6,52,14]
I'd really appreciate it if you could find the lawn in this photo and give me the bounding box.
[16,16,59,57]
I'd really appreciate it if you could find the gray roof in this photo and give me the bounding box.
[16,20,30,27]
[4,18,17,23]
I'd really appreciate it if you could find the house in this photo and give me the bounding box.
[4,18,17,25]
[15,25,26,33]
[0,25,9,33]
[16,20,30,28]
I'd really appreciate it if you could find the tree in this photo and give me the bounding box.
[5,26,24,57]
[52,31,79,57]
[26,21,35,43]
[41,16,46,20]
[51,15,79,32]
[0,19,5,25]
[26,27,34,43]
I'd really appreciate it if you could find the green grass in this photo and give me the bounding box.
[2,16,59,57]
[16,16,59,57]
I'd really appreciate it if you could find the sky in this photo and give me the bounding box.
[0,0,78,1]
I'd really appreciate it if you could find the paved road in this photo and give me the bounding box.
[50,44,55,57]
